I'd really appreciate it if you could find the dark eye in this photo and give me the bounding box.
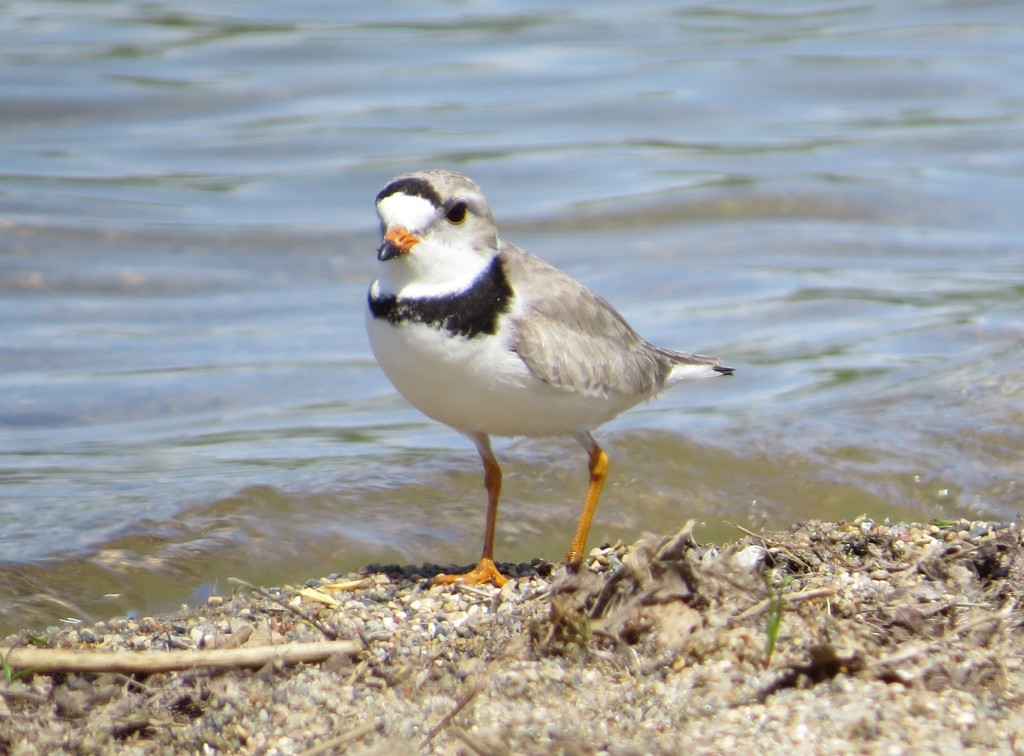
[445,202,468,224]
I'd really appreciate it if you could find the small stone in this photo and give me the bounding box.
[732,545,765,569]
[78,629,98,644]
[955,710,978,728]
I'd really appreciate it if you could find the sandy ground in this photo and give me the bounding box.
[2,517,1023,755]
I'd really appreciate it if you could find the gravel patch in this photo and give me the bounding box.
[2,517,1024,754]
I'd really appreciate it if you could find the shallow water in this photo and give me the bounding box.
[1,1,1022,633]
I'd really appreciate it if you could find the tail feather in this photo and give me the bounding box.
[657,346,735,385]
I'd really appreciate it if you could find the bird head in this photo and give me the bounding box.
[373,170,499,296]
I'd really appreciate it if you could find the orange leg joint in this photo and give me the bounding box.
[565,443,609,567]
[434,444,509,587]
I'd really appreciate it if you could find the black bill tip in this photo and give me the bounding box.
[377,240,402,262]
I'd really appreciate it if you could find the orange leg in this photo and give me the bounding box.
[565,433,608,567]
[434,434,509,587]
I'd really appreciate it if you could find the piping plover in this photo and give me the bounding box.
[366,169,733,586]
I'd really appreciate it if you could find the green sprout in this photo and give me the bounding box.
[764,568,792,668]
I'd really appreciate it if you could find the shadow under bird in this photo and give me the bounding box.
[366,169,733,586]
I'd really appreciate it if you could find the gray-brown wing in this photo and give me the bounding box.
[502,244,674,397]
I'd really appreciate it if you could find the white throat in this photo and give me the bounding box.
[375,236,495,298]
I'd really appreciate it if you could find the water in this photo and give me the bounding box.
[1,1,1022,633]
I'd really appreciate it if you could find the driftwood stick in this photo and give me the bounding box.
[3,640,360,675]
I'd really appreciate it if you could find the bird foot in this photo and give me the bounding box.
[433,557,508,587]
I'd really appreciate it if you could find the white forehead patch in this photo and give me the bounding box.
[377,193,437,232]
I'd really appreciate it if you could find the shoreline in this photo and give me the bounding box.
[2,517,1023,754]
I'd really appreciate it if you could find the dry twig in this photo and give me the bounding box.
[733,587,837,622]
[298,721,380,755]
[229,577,338,641]
[3,640,359,675]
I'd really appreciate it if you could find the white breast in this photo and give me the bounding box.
[365,302,641,438]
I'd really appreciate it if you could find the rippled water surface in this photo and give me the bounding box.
[1,0,1022,632]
